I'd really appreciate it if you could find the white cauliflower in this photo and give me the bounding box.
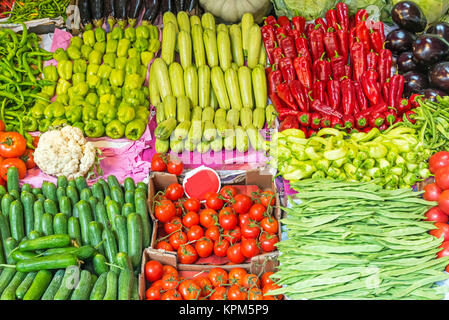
[34,126,99,180]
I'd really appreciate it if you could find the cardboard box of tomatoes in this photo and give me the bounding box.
[146,168,282,267]
[138,247,281,300]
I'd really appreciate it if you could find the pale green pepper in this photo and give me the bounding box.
[117,39,131,57]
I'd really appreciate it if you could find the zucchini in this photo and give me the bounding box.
[19,234,71,252]
[191,106,202,122]
[229,24,244,67]
[41,269,65,300]
[188,120,203,145]
[203,28,218,68]
[224,128,236,150]
[240,107,253,129]
[161,21,177,65]
[211,66,230,110]
[242,13,254,58]
[152,58,173,100]
[203,121,217,142]
[184,65,198,107]
[238,66,254,109]
[168,62,185,98]
[9,200,25,241]
[201,12,216,33]
[252,64,267,109]
[177,11,190,33]
[178,30,192,70]
[202,107,215,123]
[103,271,118,300]
[163,94,177,119]
[210,87,218,109]
[127,213,143,269]
[156,102,166,124]
[198,65,210,108]
[192,23,206,67]
[197,141,211,153]
[225,68,243,110]
[54,265,80,300]
[70,270,92,300]
[246,124,266,151]
[217,30,232,71]
[53,213,68,235]
[90,272,107,300]
[210,136,223,152]
[226,109,240,128]
[177,95,191,122]
[22,270,52,300]
[235,126,249,153]
[247,23,261,69]
[155,118,177,140]
[149,61,161,106]
[155,139,169,154]
[253,107,266,130]
[170,139,184,154]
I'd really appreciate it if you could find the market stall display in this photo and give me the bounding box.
[3,0,70,24]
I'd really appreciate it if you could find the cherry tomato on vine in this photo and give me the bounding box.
[179,279,202,300]
[219,186,238,201]
[208,268,228,287]
[162,265,178,278]
[425,207,449,223]
[241,221,261,239]
[260,272,275,288]
[249,203,266,221]
[182,211,200,228]
[167,158,184,175]
[187,225,204,241]
[223,226,242,245]
[164,216,182,234]
[260,190,276,207]
[151,153,167,172]
[184,198,201,212]
[260,216,279,234]
[259,232,279,252]
[144,260,164,282]
[209,286,227,300]
[195,276,213,297]
[206,193,224,210]
[177,244,198,264]
[161,289,183,300]
[155,199,176,223]
[242,273,260,288]
[145,287,161,300]
[227,284,247,300]
[218,208,238,230]
[240,238,260,258]
[169,231,188,250]
[227,243,246,264]
[429,151,449,174]
[213,238,230,257]
[165,183,184,201]
[232,194,253,214]
[156,240,173,251]
[205,225,220,242]
[195,237,214,258]
[199,208,218,228]
[228,268,247,286]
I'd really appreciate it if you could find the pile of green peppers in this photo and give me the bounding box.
[27,24,160,140]
[270,127,432,189]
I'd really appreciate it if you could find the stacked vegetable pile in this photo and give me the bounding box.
[152,11,270,154]
[28,24,160,140]
[271,179,449,300]
[0,169,151,300]
[0,0,13,19]
[263,3,408,136]
[388,2,449,100]
[270,127,431,189]
[4,0,70,23]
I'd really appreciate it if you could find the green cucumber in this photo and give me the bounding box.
[31,188,42,196]
[16,253,78,272]
[131,275,139,300]
[6,167,19,194]
[76,200,93,246]
[9,200,25,241]
[41,269,65,300]
[9,189,20,200]
[4,237,17,264]
[20,192,34,237]
[59,196,72,217]
[57,176,68,189]
[68,217,82,246]
[135,197,151,249]
[127,213,142,269]
[44,199,58,215]
[93,254,109,275]
[68,179,76,189]
[33,201,44,233]
[1,271,26,300]
[2,194,15,219]
[0,268,16,295]
[41,213,54,236]
[111,186,124,210]
[116,252,133,271]
[56,187,66,203]
[103,271,118,300]
[118,268,133,300]
[114,215,128,254]
[124,178,135,193]
[121,203,134,218]
[107,176,121,191]
[90,272,107,300]
[11,250,38,262]
[42,181,58,202]
[95,202,110,230]
[124,190,135,206]
[43,245,97,260]
[102,228,119,273]
[54,265,80,300]
[53,213,68,235]
[66,186,79,208]
[98,179,111,198]
[0,214,11,255]
[91,182,105,203]
[22,270,52,300]
[106,200,121,230]
[15,271,37,299]
[0,186,6,198]
[80,188,92,202]
[75,177,88,194]
[88,221,105,256]
[19,234,71,252]
[70,269,92,300]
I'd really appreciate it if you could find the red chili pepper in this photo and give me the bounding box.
[344,64,352,79]
[275,27,288,44]
[305,23,315,38]
[354,81,368,111]
[361,70,383,106]
[356,21,371,55]
[409,93,423,108]
[312,81,329,105]
[341,114,354,129]
[309,27,325,62]
[355,9,369,25]
[280,35,297,60]
[270,92,287,112]
[340,78,356,116]
[289,80,309,112]
[293,56,312,90]
[271,47,284,66]
[277,16,292,32]
[355,112,368,129]
[348,27,357,52]
[371,21,385,44]
[330,51,346,80]
[331,115,344,129]
[366,51,378,71]
[313,53,331,83]
[310,99,343,118]
[320,114,332,128]
[369,30,383,53]
[385,110,397,125]
[315,18,327,34]
[278,108,300,120]
[378,123,387,131]
[279,57,296,83]
[264,16,278,26]
[279,115,299,131]
[261,25,277,65]
[403,110,417,124]
[388,74,405,109]
[310,113,322,130]
[297,111,311,126]
[294,36,313,66]
[326,9,338,31]
[381,81,390,103]
[351,41,366,82]
[377,49,393,85]
[268,68,283,95]
[323,30,340,59]
[395,117,404,124]
[327,79,341,111]
[336,2,349,31]
[397,98,411,114]
[292,16,306,34]
[277,83,298,110]
[369,112,385,128]
[336,26,349,62]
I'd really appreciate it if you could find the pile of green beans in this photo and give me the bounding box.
[0,23,52,142]
[6,0,70,23]
[271,179,449,300]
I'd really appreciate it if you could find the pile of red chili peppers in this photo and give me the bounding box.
[262,2,414,137]
[0,0,14,18]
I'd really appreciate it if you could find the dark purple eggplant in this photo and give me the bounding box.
[429,62,449,94]
[90,0,104,28]
[385,29,416,54]
[176,0,184,13]
[105,0,116,28]
[184,0,196,13]
[78,0,93,30]
[419,88,448,102]
[403,71,429,97]
[115,0,128,28]
[397,52,419,74]
[127,0,144,27]
[142,0,161,24]
[392,1,427,33]
[167,0,177,14]
[412,35,449,66]
[426,22,449,43]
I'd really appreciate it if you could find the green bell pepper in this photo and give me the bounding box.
[125,57,141,75]
[41,84,56,97]
[23,115,38,132]
[124,27,136,42]
[136,25,150,39]
[83,29,96,47]
[134,37,149,52]
[44,102,65,119]
[95,27,106,42]
[52,118,68,127]
[97,83,111,96]
[82,104,97,123]
[106,120,125,139]
[113,87,122,99]
[73,59,87,74]
[115,57,127,70]
[123,88,145,107]
[38,118,52,132]
[43,65,59,82]
[57,60,73,80]
[88,50,103,65]
[84,120,105,138]
[86,63,100,76]
[128,47,139,59]
[56,78,72,96]
[97,103,117,124]
[53,48,68,62]
[98,64,112,79]
[124,74,143,90]
[72,122,84,133]
[140,51,154,67]
[70,36,83,49]
[117,103,136,124]
[125,119,147,140]
[149,25,159,40]
[86,92,99,106]
[81,44,93,60]
[99,93,117,107]
[106,39,118,54]
[73,82,89,97]
[147,39,160,53]
[111,26,124,40]
[56,94,69,106]
[117,38,131,57]
[30,102,47,119]
[103,53,116,67]
[135,106,150,122]
[139,65,148,79]
[65,105,83,123]
[67,45,81,60]
[94,41,106,55]
[72,73,86,86]
[87,74,100,88]
[109,69,125,87]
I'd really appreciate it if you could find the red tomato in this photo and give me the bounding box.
[228,268,247,286]
[425,207,449,223]
[199,208,218,228]
[182,211,200,228]
[151,153,167,172]
[220,186,238,201]
[218,208,238,230]
[203,191,215,200]
[260,190,276,207]
[177,244,198,264]
[179,279,202,300]
[184,198,201,212]
[238,213,251,227]
[259,232,279,252]
[144,260,163,282]
[162,265,178,277]
[260,272,275,288]
[241,221,261,239]
[260,216,279,234]
[32,136,39,148]
[205,225,221,241]
[430,222,449,240]
[240,238,260,258]
[223,226,242,245]
[0,158,27,180]
[145,287,161,300]
[249,203,266,221]
[423,183,442,201]
[437,241,449,258]
[232,194,253,214]
[195,237,214,258]
[187,225,204,241]
[164,216,182,234]
[209,286,227,300]
[227,243,246,264]
[0,132,27,158]
[174,200,183,217]
[213,238,230,257]
[206,193,224,210]
[0,120,5,132]
[262,283,283,300]
[165,183,184,201]
[435,166,449,191]
[228,284,247,300]
[20,149,36,169]
[438,190,449,215]
[208,268,228,287]
[0,175,5,187]
[429,151,449,174]
[169,231,187,250]
[167,158,184,175]
[242,273,260,288]
[156,240,173,251]
[155,200,176,223]
[151,280,164,290]
[195,276,213,297]
[248,287,263,300]
[161,289,183,300]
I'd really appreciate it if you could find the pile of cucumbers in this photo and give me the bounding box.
[151,11,274,154]
[0,167,151,300]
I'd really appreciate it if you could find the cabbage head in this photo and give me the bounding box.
[271,0,338,20]
[392,0,449,24]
